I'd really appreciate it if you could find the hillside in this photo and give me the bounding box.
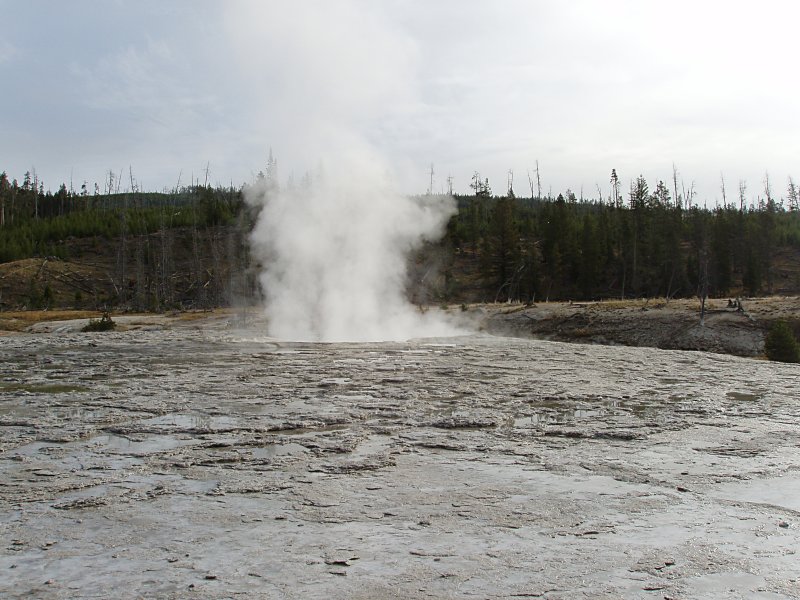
[0,225,255,311]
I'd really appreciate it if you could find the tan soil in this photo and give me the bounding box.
[470,296,800,358]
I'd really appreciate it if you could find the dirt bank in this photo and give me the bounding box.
[468,296,800,358]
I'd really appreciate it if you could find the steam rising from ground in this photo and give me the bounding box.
[245,162,458,342]
[230,2,460,340]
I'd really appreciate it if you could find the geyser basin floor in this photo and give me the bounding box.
[1,319,799,599]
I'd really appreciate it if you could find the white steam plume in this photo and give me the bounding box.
[246,158,457,341]
[230,2,460,341]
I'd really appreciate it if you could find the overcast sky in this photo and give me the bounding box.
[2,0,799,204]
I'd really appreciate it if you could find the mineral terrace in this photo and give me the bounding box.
[1,314,799,599]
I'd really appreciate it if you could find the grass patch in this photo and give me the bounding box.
[0,310,103,332]
[175,309,231,322]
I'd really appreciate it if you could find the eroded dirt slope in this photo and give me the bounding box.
[478,296,800,357]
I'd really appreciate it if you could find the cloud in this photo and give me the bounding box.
[0,40,17,64]
[2,0,800,201]
[72,39,218,131]
[230,1,459,341]
[221,0,421,170]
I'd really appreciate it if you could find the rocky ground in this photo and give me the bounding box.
[1,312,799,598]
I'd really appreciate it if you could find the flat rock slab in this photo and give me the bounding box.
[1,321,800,599]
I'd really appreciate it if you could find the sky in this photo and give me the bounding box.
[2,0,799,204]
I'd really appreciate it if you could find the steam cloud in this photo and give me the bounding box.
[229,2,460,341]
[245,157,458,342]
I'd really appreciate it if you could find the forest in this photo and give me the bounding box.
[1,167,799,311]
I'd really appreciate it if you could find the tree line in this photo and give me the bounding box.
[0,169,255,311]
[2,167,800,310]
[442,172,800,303]
[0,170,243,263]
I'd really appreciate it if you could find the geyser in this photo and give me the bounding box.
[245,157,458,342]
[229,2,457,341]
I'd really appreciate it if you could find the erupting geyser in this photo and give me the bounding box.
[231,2,458,341]
[245,153,459,342]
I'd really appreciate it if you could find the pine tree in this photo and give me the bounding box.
[484,194,520,301]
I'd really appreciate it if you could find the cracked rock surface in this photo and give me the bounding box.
[2,316,800,598]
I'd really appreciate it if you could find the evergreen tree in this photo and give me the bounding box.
[710,209,732,295]
[765,321,800,363]
[577,213,601,298]
[483,194,520,301]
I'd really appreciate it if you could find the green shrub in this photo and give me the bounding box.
[765,320,800,363]
[82,312,116,332]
